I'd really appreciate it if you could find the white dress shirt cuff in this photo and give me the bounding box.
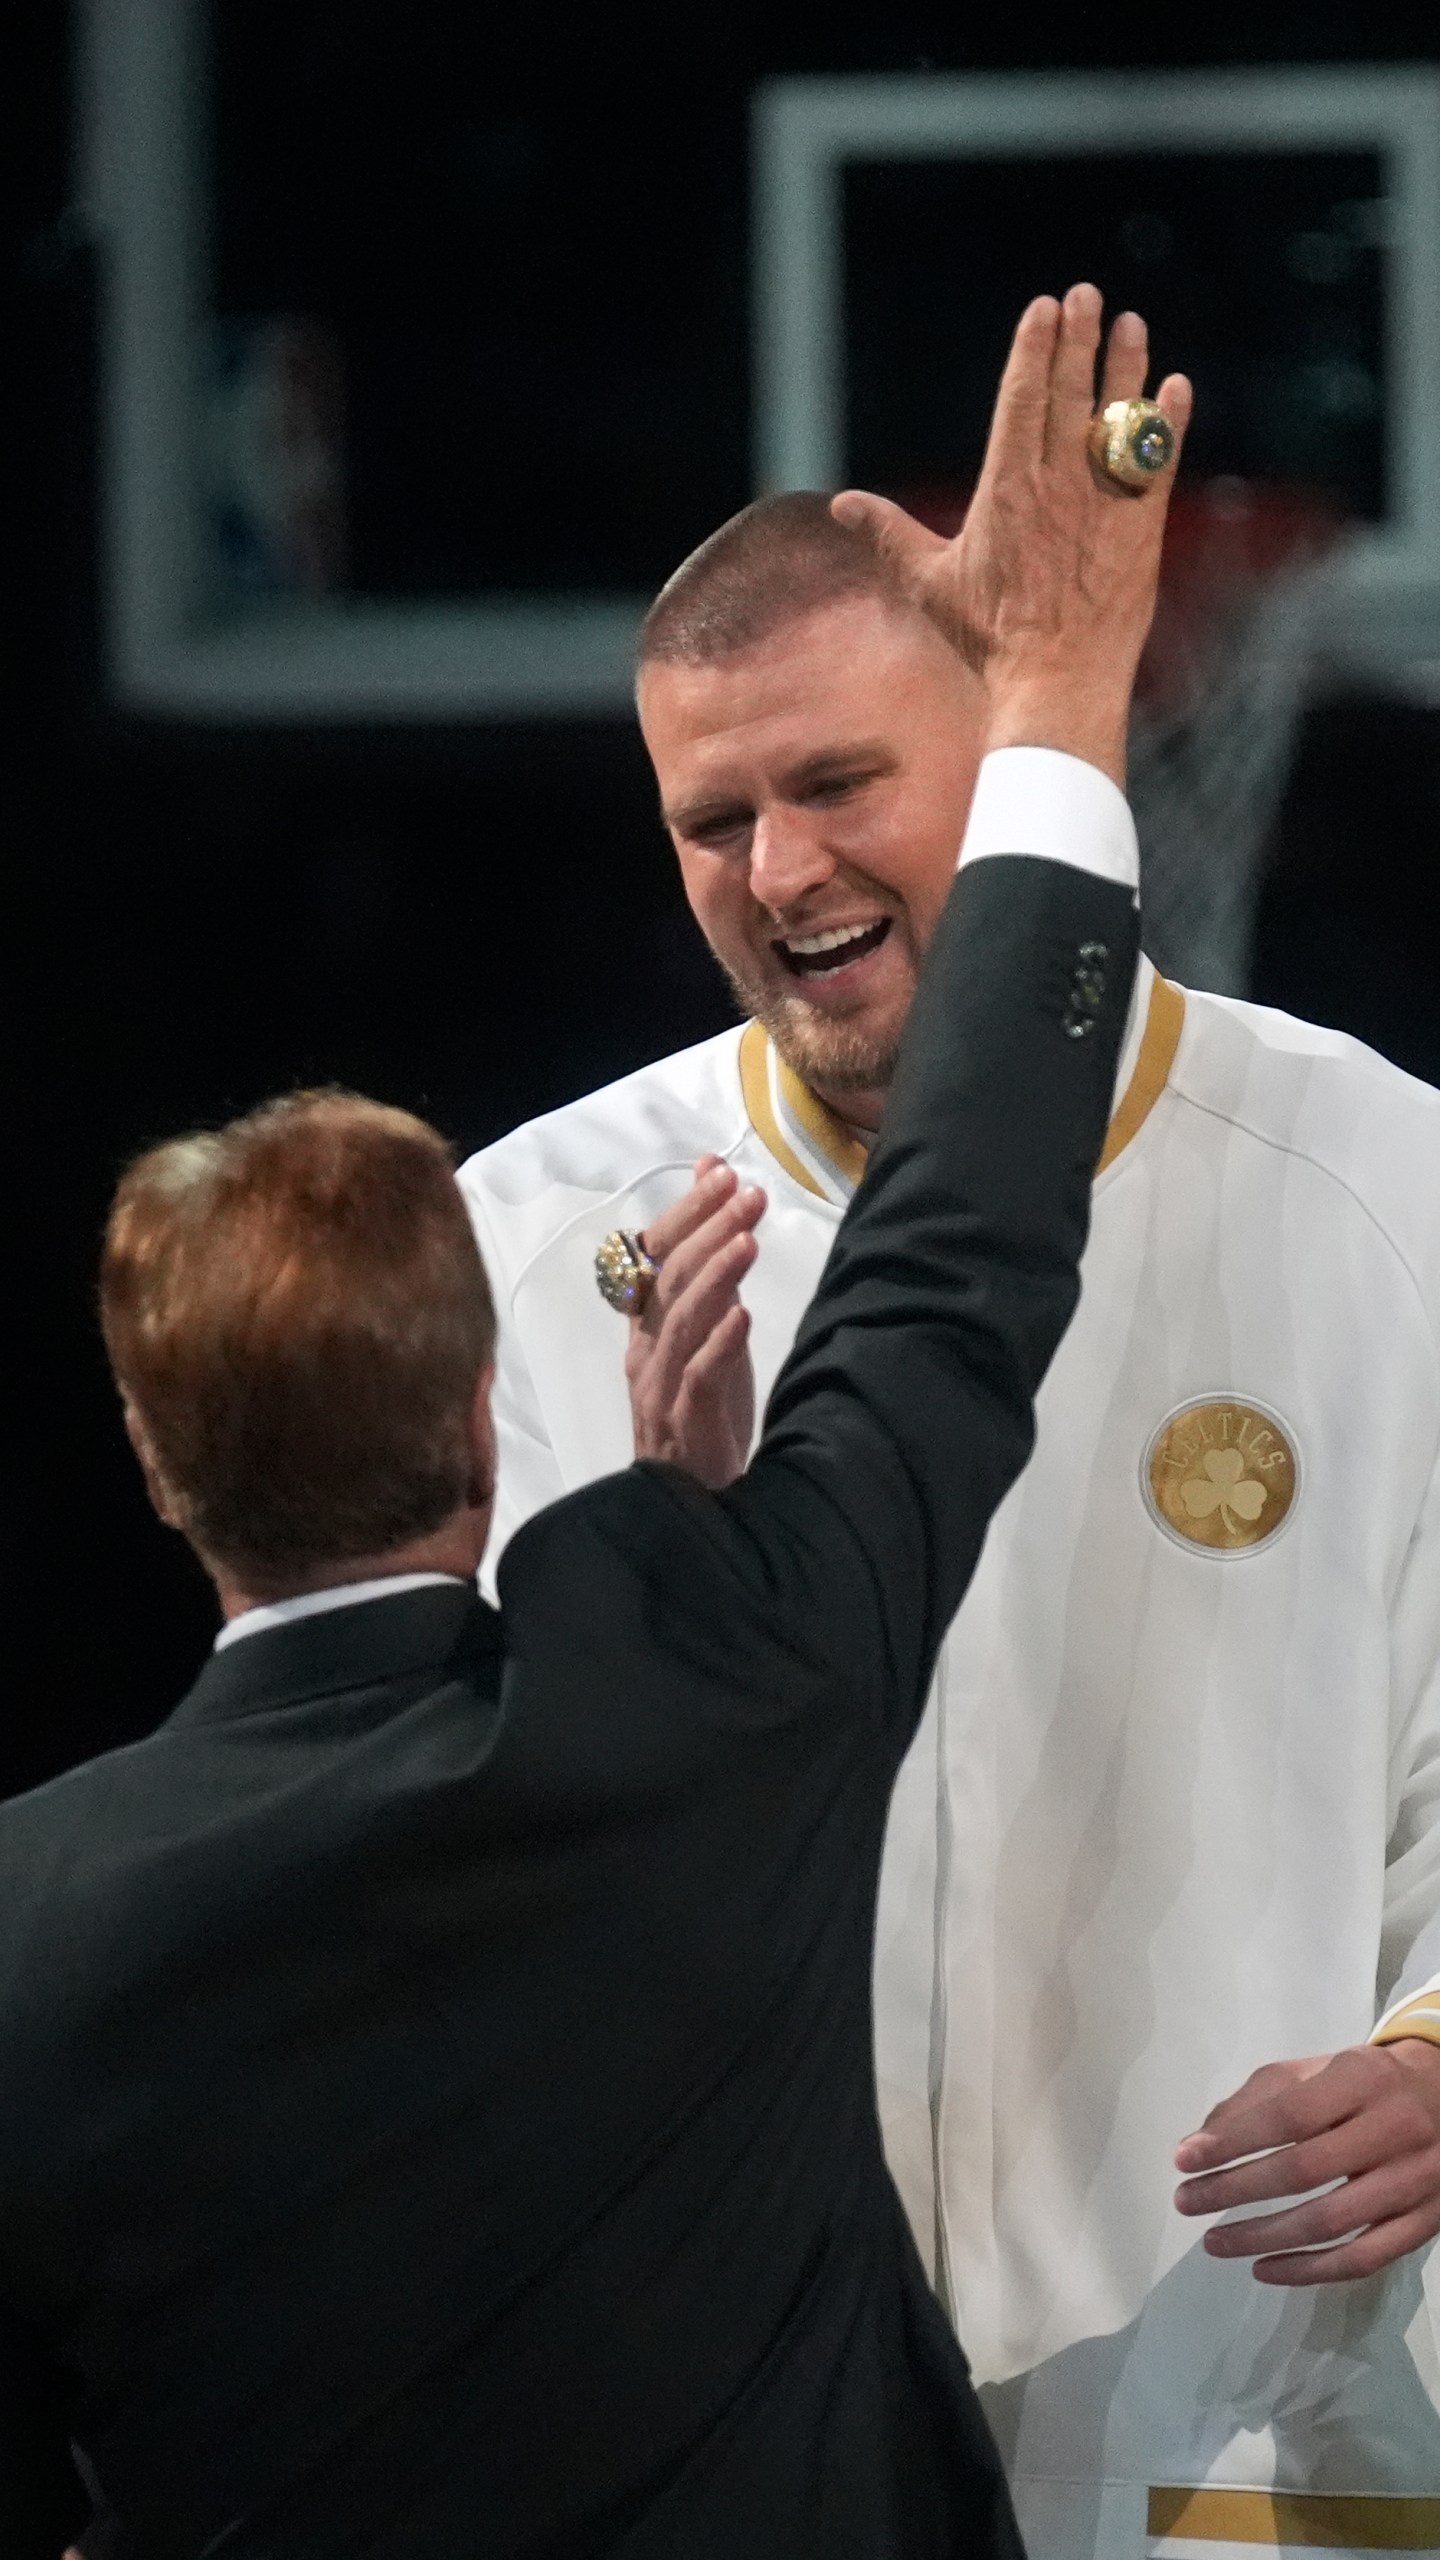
[958,746,1139,896]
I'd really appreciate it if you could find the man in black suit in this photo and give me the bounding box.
[0,287,1186,2558]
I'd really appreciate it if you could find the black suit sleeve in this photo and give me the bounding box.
[698,853,1138,1736]
[0,2300,86,2558]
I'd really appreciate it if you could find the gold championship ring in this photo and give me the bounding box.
[1088,397,1175,492]
[594,1228,660,1317]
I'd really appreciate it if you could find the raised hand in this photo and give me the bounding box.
[833,282,1193,785]
[1174,2041,1440,2284]
[626,1157,767,1490]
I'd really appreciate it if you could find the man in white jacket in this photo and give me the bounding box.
[460,286,1440,2560]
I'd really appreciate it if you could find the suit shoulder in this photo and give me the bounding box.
[459,1028,747,1226]
[500,1460,698,1589]
[500,1460,768,1633]
[496,1462,801,1717]
[0,1735,146,1849]
[1174,987,1440,1300]
[0,1735,173,2009]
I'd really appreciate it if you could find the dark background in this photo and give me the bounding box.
[8,0,1440,1797]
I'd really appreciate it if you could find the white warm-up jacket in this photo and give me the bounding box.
[460,952,1440,2560]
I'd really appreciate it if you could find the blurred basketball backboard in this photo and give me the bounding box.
[77,0,682,720]
[752,70,1440,701]
[77,21,1440,722]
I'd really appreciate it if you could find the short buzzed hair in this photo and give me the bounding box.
[100,1090,496,1589]
[637,491,910,670]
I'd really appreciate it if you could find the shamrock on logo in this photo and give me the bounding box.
[1180,1445,1268,1536]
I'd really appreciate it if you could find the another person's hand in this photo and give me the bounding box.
[1174,2041,1440,2283]
[833,283,1193,786]
[626,1157,767,1489]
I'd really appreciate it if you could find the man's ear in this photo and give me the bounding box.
[122,1400,184,1531]
[464,1364,497,1513]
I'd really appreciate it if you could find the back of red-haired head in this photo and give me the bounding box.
[100,1090,495,1590]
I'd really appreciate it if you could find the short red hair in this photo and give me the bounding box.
[100,1090,495,1587]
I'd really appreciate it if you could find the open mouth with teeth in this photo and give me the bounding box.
[777,917,892,979]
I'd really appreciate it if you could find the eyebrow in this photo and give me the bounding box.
[787,742,894,789]
[661,785,748,835]
[662,741,895,835]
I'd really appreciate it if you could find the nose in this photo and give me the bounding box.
[748,806,835,918]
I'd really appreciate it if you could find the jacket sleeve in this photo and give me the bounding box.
[702,847,1138,1738]
[0,2301,86,2558]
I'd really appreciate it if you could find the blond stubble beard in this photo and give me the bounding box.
[716,954,905,1099]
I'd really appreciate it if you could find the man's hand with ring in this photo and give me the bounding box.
[832,283,1193,787]
[626,1157,767,1490]
[1174,2041,1440,2284]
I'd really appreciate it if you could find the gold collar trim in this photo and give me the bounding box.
[739,971,1186,1202]
[738,1020,830,1202]
[1096,973,1185,1175]
[1148,2488,1440,2549]
[773,1050,871,1197]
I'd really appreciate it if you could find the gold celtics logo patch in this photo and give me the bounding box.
[1144,1397,1300,1556]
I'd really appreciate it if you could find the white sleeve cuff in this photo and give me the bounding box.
[958,746,1139,895]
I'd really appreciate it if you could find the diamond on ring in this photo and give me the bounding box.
[594,1229,659,1317]
[1088,398,1175,492]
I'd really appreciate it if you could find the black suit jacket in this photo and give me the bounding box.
[0,856,1137,2559]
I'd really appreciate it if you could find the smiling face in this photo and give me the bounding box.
[638,593,988,1127]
